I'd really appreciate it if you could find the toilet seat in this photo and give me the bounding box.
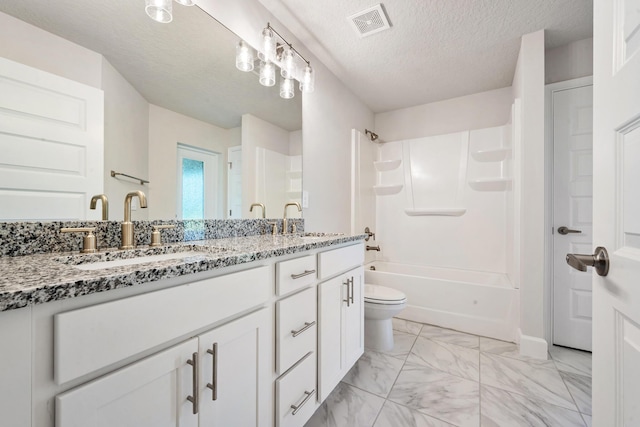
[364,284,406,305]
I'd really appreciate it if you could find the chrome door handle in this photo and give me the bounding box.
[558,226,582,235]
[186,352,199,414]
[343,278,351,307]
[566,246,609,276]
[291,321,316,337]
[206,343,218,400]
[349,277,354,305]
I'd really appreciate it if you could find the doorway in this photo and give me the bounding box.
[547,77,593,352]
[176,144,221,220]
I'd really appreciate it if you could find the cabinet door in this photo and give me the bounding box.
[317,275,344,402]
[56,338,199,427]
[343,267,364,368]
[198,308,271,427]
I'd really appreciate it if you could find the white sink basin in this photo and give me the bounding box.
[72,251,210,271]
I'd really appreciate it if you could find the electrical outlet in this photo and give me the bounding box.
[302,191,309,208]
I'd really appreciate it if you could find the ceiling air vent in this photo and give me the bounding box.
[347,4,391,38]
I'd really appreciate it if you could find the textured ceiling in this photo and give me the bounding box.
[261,0,594,113]
[0,0,302,131]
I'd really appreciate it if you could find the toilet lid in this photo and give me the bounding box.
[364,284,406,305]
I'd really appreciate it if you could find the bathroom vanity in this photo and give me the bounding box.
[0,232,365,427]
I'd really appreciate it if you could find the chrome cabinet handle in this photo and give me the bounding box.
[558,226,582,235]
[343,279,351,307]
[566,246,609,277]
[349,277,355,305]
[291,269,316,279]
[186,352,199,414]
[291,321,316,337]
[291,389,316,415]
[206,343,218,400]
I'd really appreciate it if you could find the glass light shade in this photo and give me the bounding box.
[280,47,295,78]
[259,61,276,87]
[145,0,173,23]
[174,0,195,5]
[259,27,276,62]
[235,40,254,72]
[299,64,315,93]
[280,76,295,99]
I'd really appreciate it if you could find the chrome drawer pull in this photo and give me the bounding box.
[290,269,316,279]
[291,389,316,415]
[186,352,199,414]
[343,279,351,307]
[291,321,316,337]
[206,343,218,400]
[348,277,354,305]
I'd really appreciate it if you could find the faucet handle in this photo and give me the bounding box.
[150,224,176,247]
[267,221,278,235]
[61,227,97,253]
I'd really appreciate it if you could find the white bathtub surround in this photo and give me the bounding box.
[306,319,592,427]
[366,263,519,342]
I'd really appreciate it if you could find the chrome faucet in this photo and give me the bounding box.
[120,191,148,249]
[283,202,302,235]
[90,194,109,220]
[250,203,266,218]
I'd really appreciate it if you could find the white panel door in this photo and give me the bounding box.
[592,0,640,424]
[0,56,104,221]
[317,275,344,402]
[552,83,594,351]
[198,308,271,427]
[56,338,198,427]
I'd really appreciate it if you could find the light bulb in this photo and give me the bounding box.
[280,76,295,99]
[235,40,254,72]
[299,64,315,93]
[259,61,276,87]
[259,27,276,62]
[145,0,173,23]
[280,46,295,78]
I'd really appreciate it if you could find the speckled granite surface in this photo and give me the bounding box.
[0,218,304,257]
[0,232,365,312]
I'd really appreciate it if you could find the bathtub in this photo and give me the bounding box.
[364,262,519,342]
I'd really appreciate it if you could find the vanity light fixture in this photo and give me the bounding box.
[236,23,315,99]
[145,0,195,24]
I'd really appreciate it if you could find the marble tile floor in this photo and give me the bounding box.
[305,318,592,427]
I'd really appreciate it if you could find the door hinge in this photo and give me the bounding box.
[229,210,232,216]
[552,227,554,234]
[228,162,232,169]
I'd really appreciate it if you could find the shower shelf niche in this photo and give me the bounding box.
[374,184,403,196]
[468,178,512,191]
[404,208,466,217]
[471,147,512,162]
[374,159,402,171]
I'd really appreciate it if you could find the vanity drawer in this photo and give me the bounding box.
[276,255,317,296]
[276,352,317,427]
[317,243,364,280]
[276,287,317,375]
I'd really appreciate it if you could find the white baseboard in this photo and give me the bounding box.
[518,328,549,359]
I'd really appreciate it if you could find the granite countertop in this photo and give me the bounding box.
[0,233,366,312]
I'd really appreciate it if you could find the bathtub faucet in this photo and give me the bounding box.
[366,245,381,251]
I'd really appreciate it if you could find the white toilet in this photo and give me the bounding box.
[364,284,407,351]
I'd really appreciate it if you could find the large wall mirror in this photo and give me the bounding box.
[0,0,302,222]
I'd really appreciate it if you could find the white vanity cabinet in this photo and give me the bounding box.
[56,308,270,427]
[316,244,365,402]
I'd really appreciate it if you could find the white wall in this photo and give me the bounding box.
[0,11,102,89]
[545,38,593,84]
[513,30,547,356]
[199,0,375,233]
[375,87,513,142]
[101,59,150,221]
[241,114,293,218]
[148,104,235,219]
